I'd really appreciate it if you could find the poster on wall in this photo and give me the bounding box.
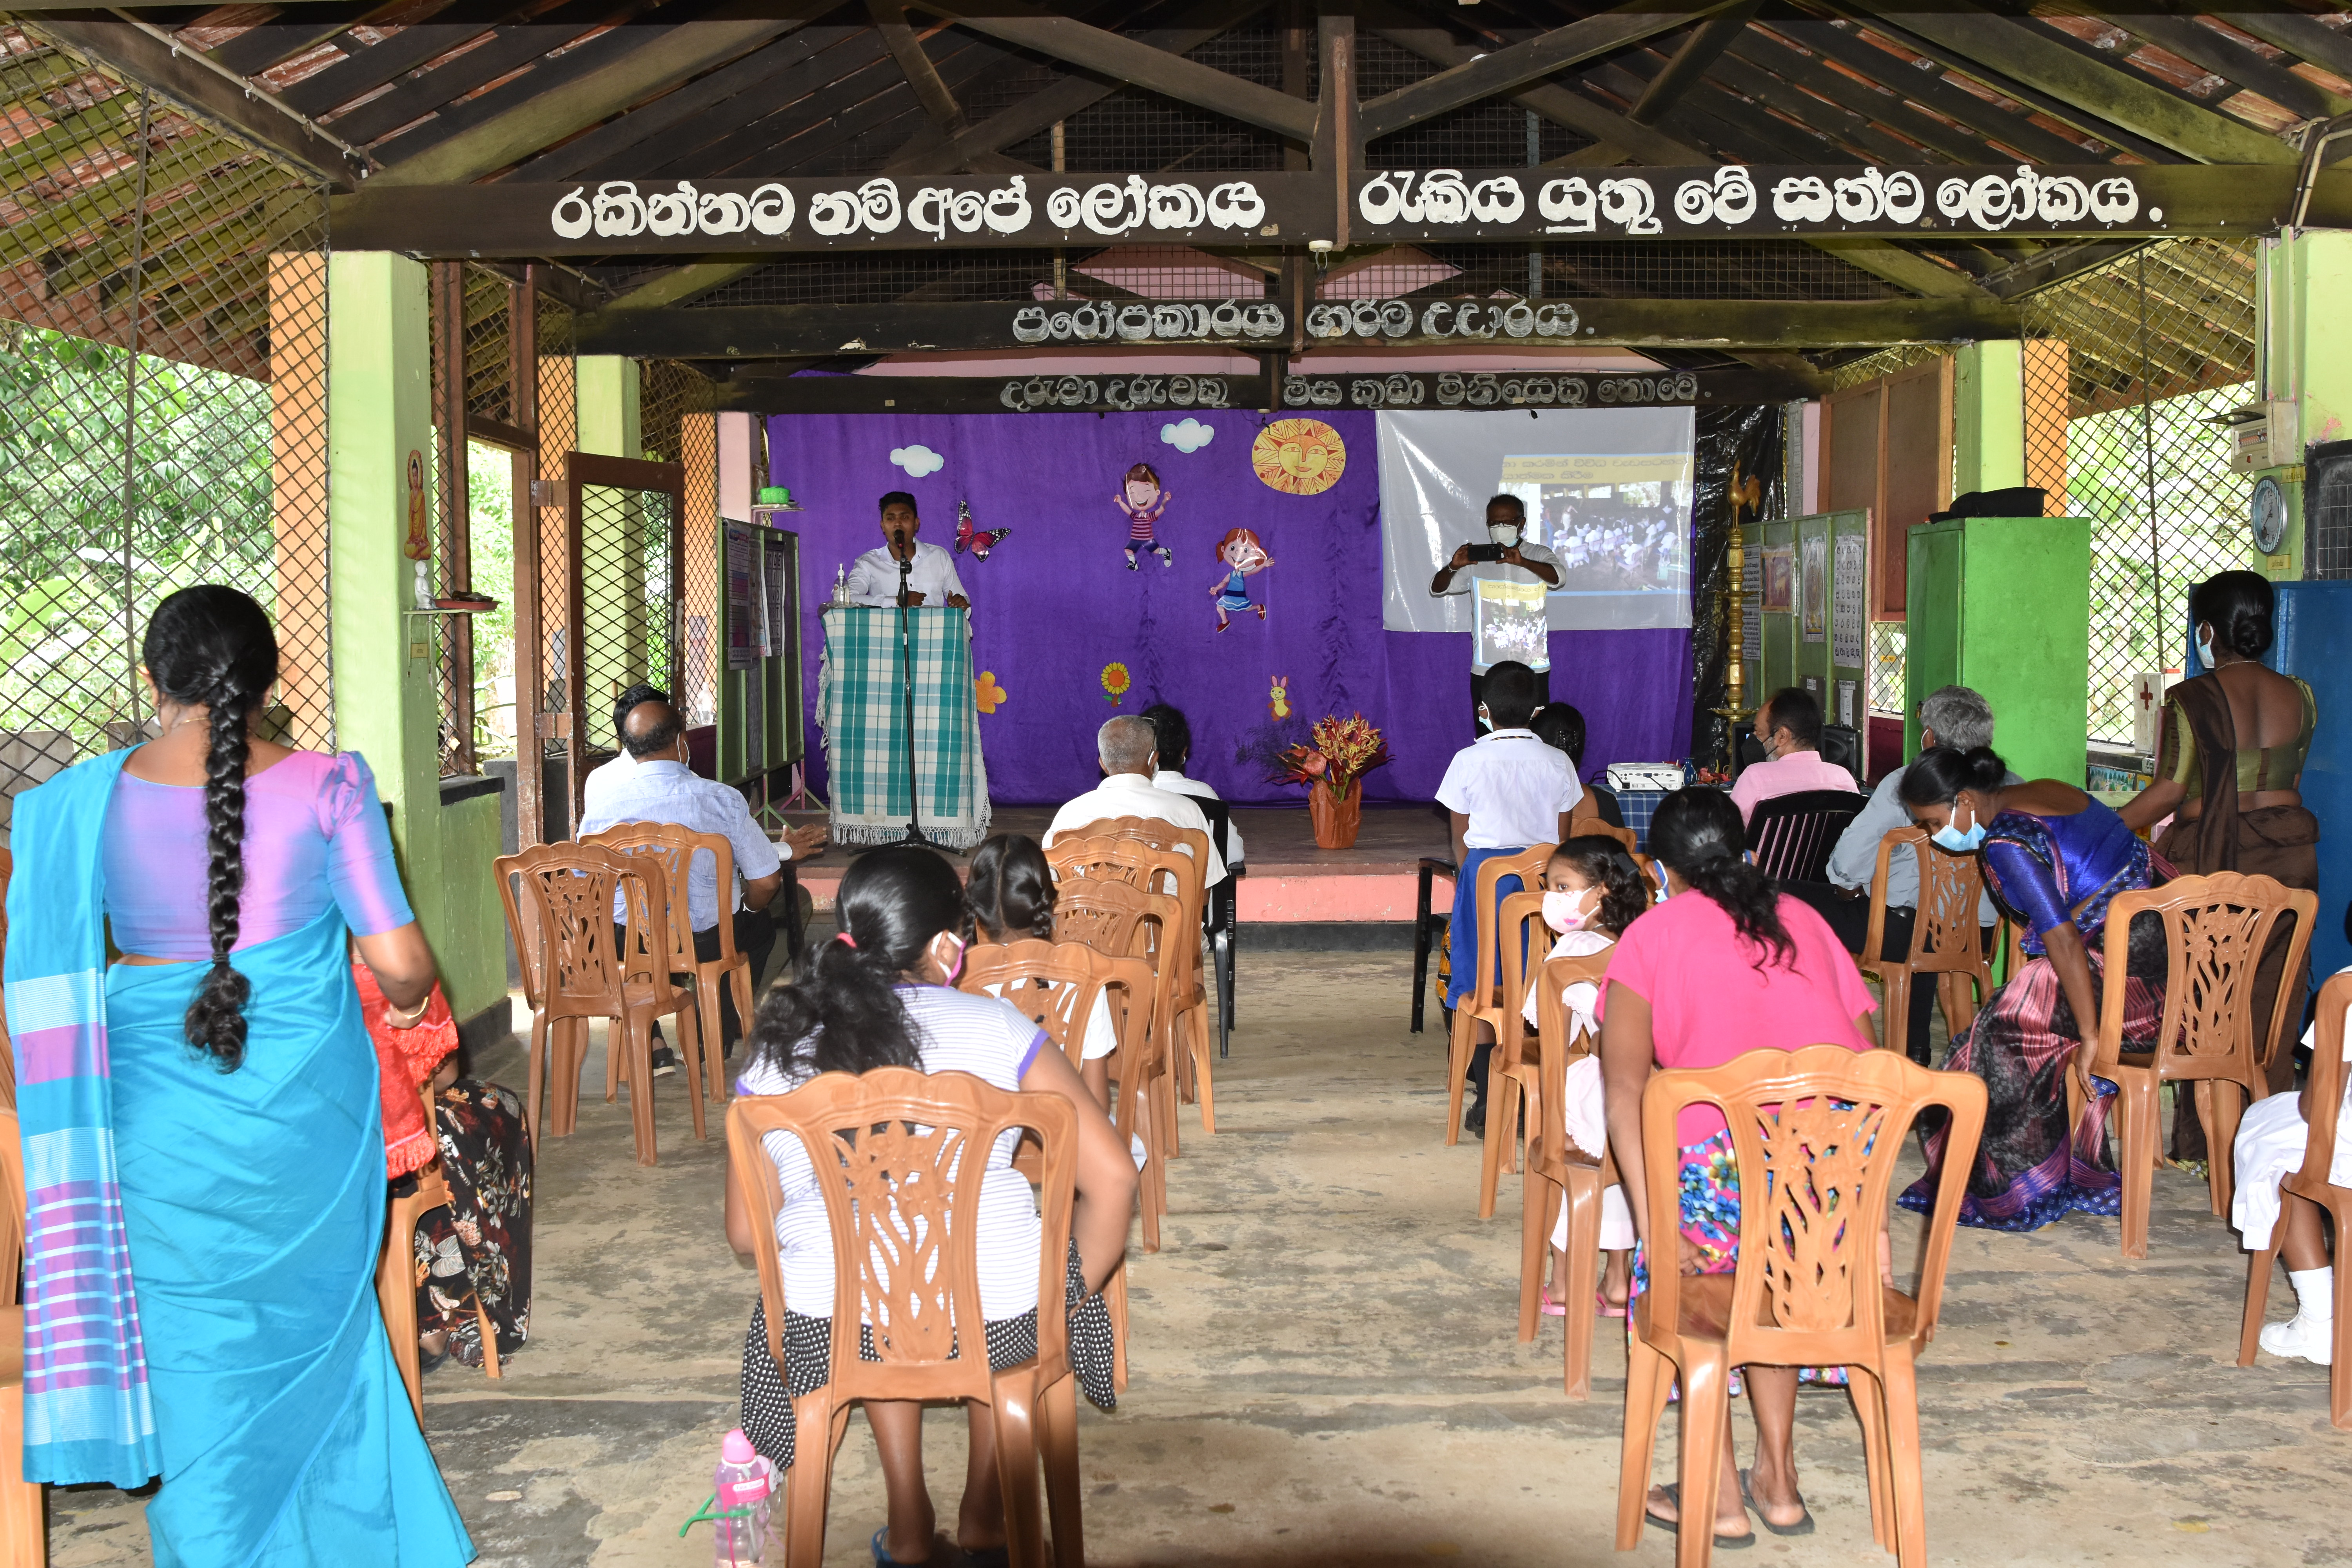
[763,543,788,661]
[1837,678,1858,731]
[1377,406,1696,634]
[1762,545,1793,612]
[726,522,756,670]
[1741,542,1762,676]
[1832,533,1866,667]
[1800,534,1828,644]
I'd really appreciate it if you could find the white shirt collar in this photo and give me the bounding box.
[1480,728,1537,742]
[1100,771,1157,788]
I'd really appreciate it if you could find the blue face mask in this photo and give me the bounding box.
[1931,808,1986,854]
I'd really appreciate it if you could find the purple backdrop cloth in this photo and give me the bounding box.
[768,410,1692,807]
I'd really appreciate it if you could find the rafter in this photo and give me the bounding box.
[1631,2,1759,126]
[277,12,531,119]
[1728,27,2003,165]
[328,0,646,149]
[867,2,970,138]
[2107,7,2347,123]
[1769,19,2094,167]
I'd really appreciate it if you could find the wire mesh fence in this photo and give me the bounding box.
[0,31,332,836]
[577,483,681,724]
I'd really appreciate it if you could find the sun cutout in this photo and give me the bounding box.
[1252,418,1347,496]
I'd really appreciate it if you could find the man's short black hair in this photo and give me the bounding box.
[1485,493,1526,522]
[1763,685,1824,749]
[1532,702,1586,767]
[1139,702,1190,769]
[879,490,918,517]
[1483,661,1540,728]
[621,700,684,759]
[613,682,668,744]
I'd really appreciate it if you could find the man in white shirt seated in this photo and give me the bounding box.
[1044,714,1227,888]
[580,681,663,824]
[1138,701,1242,871]
[577,698,828,1073]
[843,490,971,610]
[1780,684,2013,1065]
[1726,685,1861,824]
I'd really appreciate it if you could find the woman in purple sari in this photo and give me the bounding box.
[1894,745,2164,1231]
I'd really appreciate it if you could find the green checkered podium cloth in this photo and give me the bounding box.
[819,605,992,849]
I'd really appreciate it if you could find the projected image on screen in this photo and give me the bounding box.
[1378,407,1696,636]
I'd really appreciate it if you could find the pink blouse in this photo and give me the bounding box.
[102,750,414,959]
[1600,890,1877,1144]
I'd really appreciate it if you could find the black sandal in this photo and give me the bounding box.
[1738,1468,1817,1537]
[1644,1483,1755,1549]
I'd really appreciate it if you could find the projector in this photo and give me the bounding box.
[1605,763,1685,793]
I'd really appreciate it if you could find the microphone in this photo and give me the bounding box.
[893,528,909,547]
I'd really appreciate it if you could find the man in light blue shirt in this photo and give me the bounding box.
[1784,684,2010,1065]
[578,699,826,1072]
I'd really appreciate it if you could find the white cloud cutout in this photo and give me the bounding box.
[1160,418,1216,454]
[890,443,946,478]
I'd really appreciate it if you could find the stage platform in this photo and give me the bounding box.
[783,803,1448,945]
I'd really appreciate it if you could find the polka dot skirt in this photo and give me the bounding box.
[740,1239,1117,1470]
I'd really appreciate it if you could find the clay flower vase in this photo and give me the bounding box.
[1309,778,1363,849]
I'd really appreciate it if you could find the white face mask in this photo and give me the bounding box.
[2196,627,2216,670]
[1488,522,1520,548]
[1542,887,1595,934]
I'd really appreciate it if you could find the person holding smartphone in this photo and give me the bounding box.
[1431,494,1561,731]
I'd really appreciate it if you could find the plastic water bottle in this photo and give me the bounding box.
[712,1428,774,1565]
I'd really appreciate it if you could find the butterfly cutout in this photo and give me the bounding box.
[955,498,1011,561]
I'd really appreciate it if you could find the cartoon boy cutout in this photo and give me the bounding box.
[1114,462,1174,570]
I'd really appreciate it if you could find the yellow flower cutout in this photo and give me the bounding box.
[1100,661,1132,705]
[975,671,1007,715]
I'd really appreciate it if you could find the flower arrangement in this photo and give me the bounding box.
[1100,662,1132,705]
[1273,713,1394,800]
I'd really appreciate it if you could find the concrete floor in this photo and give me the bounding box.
[46,951,2352,1566]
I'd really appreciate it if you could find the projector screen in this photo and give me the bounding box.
[1378,407,1696,635]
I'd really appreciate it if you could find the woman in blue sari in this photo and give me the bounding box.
[4,586,473,1564]
[1893,744,2164,1231]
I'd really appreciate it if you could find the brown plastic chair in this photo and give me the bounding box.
[1074,816,1220,1138]
[1509,948,1615,1398]
[1443,844,1555,1144]
[2238,969,2352,1426]
[1615,1047,1987,1568]
[495,842,702,1164]
[379,1080,504,1425]
[1856,828,1996,1051]
[585,821,757,1114]
[2067,871,2317,1259]
[1476,889,1553,1216]
[728,1070,1087,1568]
[0,1108,42,1566]
[1581,820,1641,860]
[1049,833,1196,1156]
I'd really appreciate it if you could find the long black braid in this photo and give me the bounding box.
[144,586,279,1069]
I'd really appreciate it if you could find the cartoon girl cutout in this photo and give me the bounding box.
[1114,462,1174,570]
[1212,527,1272,632]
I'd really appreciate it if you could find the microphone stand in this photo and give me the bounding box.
[893,533,943,850]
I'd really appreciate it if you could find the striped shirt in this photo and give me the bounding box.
[737,985,1049,1320]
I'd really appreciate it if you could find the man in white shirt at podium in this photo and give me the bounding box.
[844,491,971,610]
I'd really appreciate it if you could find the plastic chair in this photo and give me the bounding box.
[727,1071,1087,1568]
[2238,969,2352,1427]
[1049,831,1201,1154]
[1075,816,1218,1138]
[1443,844,1555,1145]
[584,820,757,1115]
[2068,871,2317,1259]
[1412,856,1457,1034]
[1743,788,1863,884]
[379,1081,504,1425]
[495,842,702,1164]
[1856,827,1996,1053]
[0,1108,43,1566]
[1615,1047,1987,1568]
[1193,795,1240,1058]
[1509,949,1614,1398]
[1477,889,1553,1217]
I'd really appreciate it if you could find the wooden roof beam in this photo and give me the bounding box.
[1629,2,1759,125]
[1768,18,2094,166]
[867,2,970,138]
[1729,27,2004,165]
[328,0,647,149]
[2106,8,2347,124]
[276,12,530,118]
[909,0,1318,140]
[2221,6,2352,94]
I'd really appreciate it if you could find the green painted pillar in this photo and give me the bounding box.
[328,251,506,1034]
[1952,340,2027,495]
[2259,232,2352,577]
[575,354,641,459]
[573,355,650,710]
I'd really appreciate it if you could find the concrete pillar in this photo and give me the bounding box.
[2258,230,2352,577]
[572,355,649,716]
[328,251,506,1033]
[575,354,640,459]
[1952,340,2025,496]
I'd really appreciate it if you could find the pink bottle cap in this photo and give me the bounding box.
[721,1428,757,1465]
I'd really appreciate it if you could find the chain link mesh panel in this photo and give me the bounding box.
[534,294,576,766]
[2018,238,2257,748]
[575,483,679,737]
[0,33,332,836]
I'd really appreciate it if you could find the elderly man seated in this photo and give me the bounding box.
[581,681,664,822]
[1781,683,2012,1064]
[1728,684,1859,824]
[1045,713,1227,887]
[577,697,828,1074]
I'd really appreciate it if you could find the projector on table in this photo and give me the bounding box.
[1605,763,1686,793]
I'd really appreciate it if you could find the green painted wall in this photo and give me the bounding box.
[1952,340,2026,494]
[2259,232,2352,577]
[576,355,641,459]
[328,251,505,1027]
[1905,514,2091,784]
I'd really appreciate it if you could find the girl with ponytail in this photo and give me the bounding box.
[965,831,1120,1106]
[1597,787,1880,1545]
[5,585,470,1561]
[726,846,1136,1566]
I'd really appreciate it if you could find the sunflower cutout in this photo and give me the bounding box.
[1100,662,1132,706]
[1252,417,1347,496]
[974,671,1007,715]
